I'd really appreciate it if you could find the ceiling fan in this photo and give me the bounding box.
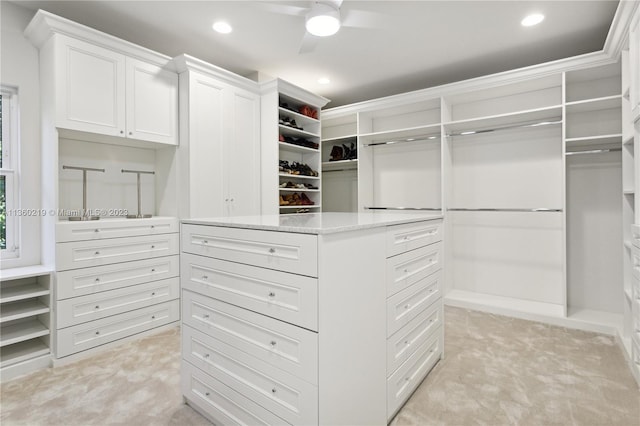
[261,0,381,54]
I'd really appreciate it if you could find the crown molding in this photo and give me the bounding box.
[604,0,639,57]
[24,9,173,69]
[173,54,260,93]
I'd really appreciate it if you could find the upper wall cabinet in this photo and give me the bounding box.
[25,10,178,146]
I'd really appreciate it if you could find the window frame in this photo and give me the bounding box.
[1,85,21,259]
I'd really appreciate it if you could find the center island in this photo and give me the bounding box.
[179,212,444,425]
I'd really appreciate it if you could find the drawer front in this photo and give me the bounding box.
[182,253,318,331]
[387,329,442,420]
[56,217,178,242]
[387,302,442,375]
[387,270,441,337]
[183,325,318,426]
[386,220,442,258]
[182,224,318,277]
[57,277,179,328]
[56,299,179,358]
[386,242,442,297]
[56,255,179,300]
[183,290,318,385]
[56,233,179,271]
[182,360,290,426]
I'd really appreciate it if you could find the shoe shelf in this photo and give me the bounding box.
[1,319,49,347]
[279,173,320,180]
[0,299,50,323]
[280,188,320,192]
[279,204,321,210]
[0,339,49,368]
[279,124,320,139]
[323,159,358,171]
[278,106,320,126]
[322,134,358,143]
[0,282,49,303]
[279,141,319,154]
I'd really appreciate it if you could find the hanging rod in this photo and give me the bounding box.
[445,119,562,138]
[447,208,562,212]
[363,134,440,148]
[565,148,622,156]
[365,207,442,211]
[62,165,105,172]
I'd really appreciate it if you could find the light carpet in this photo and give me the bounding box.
[1,307,638,425]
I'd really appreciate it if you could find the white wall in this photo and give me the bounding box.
[0,3,41,268]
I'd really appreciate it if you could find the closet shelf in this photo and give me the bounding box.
[278,106,320,125]
[565,95,621,113]
[0,265,53,281]
[322,159,358,171]
[359,124,440,145]
[623,134,634,146]
[565,134,622,150]
[278,124,319,139]
[279,141,320,154]
[279,204,321,210]
[278,173,320,180]
[443,105,562,135]
[0,300,50,323]
[0,284,49,304]
[0,319,49,347]
[0,339,49,368]
[279,188,320,193]
[322,134,357,143]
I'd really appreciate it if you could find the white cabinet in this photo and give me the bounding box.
[50,35,178,145]
[54,218,180,358]
[176,55,261,218]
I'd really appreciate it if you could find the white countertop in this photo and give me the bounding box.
[182,212,443,235]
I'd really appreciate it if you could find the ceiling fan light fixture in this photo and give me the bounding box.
[212,21,232,34]
[521,13,544,27]
[306,3,340,37]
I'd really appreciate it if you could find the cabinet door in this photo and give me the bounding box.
[126,58,178,145]
[55,36,126,136]
[186,71,226,217]
[225,87,261,216]
[631,9,640,122]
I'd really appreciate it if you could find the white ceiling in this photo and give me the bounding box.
[10,0,620,107]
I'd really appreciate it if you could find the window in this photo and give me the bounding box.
[1,86,20,258]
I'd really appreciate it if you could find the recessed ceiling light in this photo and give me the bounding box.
[521,13,544,27]
[318,77,331,84]
[212,21,232,34]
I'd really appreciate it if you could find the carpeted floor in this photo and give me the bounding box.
[1,307,638,425]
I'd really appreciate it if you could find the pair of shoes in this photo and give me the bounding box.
[281,135,318,150]
[279,116,303,130]
[291,162,318,177]
[330,145,343,161]
[281,192,315,206]
[298,105,318,119]
[279,195,289,206]
[280,181,306,189]
[304,183,318,190]
[343,142,357,160]
[279,160,291,174]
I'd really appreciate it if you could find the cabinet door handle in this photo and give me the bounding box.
[95,331,100,335]
[95,305,100,309]
[129,131,133,136]
[271,388,277,394]
[202,275,208,280]
[270,340,277,347]
[151,245,155,249]
[94,229,100,233]
[151,268,156,272]
[94,278,100,283]
[94,251,100,255]
[202,240,209,245]
[205,392,210,397]
[120,130,124,134]
[268,248,276,254]
[204,353,210,358]
[151,315,156,319]
[268,292,276,298]
[150,225,155,229]
[203,314,210,319]
[404,304,411,310]
[151,292,156,296]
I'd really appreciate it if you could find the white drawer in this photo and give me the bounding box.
[182,360,290,426]
[56,255,179,300]
[56,233,179,271]
[386,242,442,297]
[386,220,442,258]
[183,325,318,426]
[387,302,442,375]
[182,253,318,331]
[56,299,179,357]
[183,290,318,385]
[182,224,318,277]
[387,270,441,337]
[57,277,179,328]
[387,328,442,420]
[56,217,178,242]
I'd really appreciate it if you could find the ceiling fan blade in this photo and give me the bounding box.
[298,31,319,54]
[257,1,309,17]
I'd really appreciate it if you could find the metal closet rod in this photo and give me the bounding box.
[62,165,105,172]
[363,134,441,148]
[365,206,442,211]
[445,119,562,137]
[447,208,563,213]
[565,148,622,156]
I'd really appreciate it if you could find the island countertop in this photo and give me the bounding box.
[181,211,443,235]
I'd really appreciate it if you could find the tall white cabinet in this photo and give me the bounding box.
[175,55,261,219]
[24,10,181,364]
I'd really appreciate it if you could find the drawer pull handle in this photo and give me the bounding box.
[151,315,156,319]
[268,292,276,298]
[94,278,100,282]
[430,319,434,323]
[404,268,408,273]
[94,229,99,233]
[204,353,210,358]
[94,251,100,255]
[151,268,156,272]
[95,331,100,335]
[151,245,155,249]
[202,275,208,280]
[404,304,411,310]
[405,377,410,382]
[270,340,277,347]
[203,240,209,244]
[268,248,276,254]
[429,289,434,293]
[205,392,210,396]
[151,292,156,296]
[151,225,155,229]
[203,314,210,319]
[95,305,100,309]
[271,388,277,394]
[404,340,410,345]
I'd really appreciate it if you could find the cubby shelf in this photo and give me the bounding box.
[322,134,357,143]
[278,107,320,125]
[565,95,622,113]
[565,134,623,150]
[0,284,50,303]
[279,188,320,193]
[0,339,49,368]
[0,300,50,323]
[278,124,320,139]
[279,141,319,154]
[322,159,358,171]
[0,320,49,347]
[278,173,320,180]
[279,205,321,210]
